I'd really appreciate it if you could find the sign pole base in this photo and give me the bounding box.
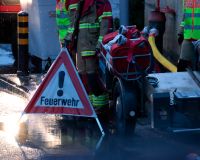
[95,117,105,136]
[94,117,105,150]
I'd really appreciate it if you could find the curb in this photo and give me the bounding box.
[0,76,28,98]
[0,73,44,98]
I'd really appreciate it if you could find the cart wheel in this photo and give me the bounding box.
[111,81,137,136]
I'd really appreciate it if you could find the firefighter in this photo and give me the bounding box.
[67,0,113,109]
[56,0,70,47]
[177,0,200,71]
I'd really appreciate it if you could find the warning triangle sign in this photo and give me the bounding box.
[23,48,96,117]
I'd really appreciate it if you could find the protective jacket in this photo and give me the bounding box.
[182,0,200,40]
[66,0,79,40]
[73,0,113,57]
[56,0,70,43]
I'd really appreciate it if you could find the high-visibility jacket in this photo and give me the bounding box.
[182,0,200,40]
[72,0,113,57]
[56,0,70,42]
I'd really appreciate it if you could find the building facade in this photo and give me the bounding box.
[109,0,120,18]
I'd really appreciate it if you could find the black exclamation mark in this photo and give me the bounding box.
[57,71,65,97]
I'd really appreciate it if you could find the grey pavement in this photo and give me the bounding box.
[0,67,200,160]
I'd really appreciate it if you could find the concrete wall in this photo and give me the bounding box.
[109,0,130,26]
[109,0,120,18]
[21,0,60,60]
[145,0,183,64]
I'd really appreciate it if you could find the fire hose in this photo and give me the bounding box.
[148,30,177,72]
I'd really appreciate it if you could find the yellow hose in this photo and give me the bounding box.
[148,35,177,72]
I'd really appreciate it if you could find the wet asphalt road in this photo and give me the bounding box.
[0,88,200,160]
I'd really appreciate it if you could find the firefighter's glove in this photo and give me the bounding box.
[96,42,101,53]
[178,34,184,45]
[61,39,72,48]
[61,40,66,48]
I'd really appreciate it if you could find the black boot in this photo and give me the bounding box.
[177,59,191,72]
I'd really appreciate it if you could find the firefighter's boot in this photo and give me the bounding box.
[87,73,109,110]
[92,93,109,109]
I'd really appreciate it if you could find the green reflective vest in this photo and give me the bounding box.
[183,0,200,39]
[56,0,70,42]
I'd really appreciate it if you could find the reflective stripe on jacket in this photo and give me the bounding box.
[56,0,70,42]
[77,0,113,57]
[183,0,200,39]
[65,0,79,40]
